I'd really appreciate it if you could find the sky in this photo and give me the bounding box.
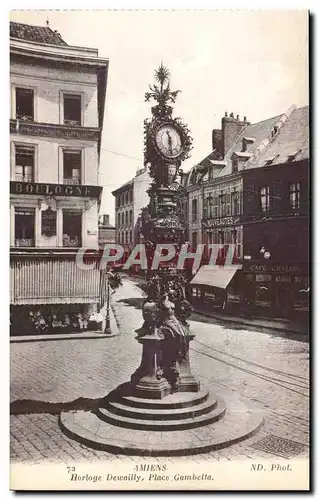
[10,10,308,225]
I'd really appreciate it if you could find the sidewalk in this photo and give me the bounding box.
[193,307,308,335]
[127,274,308,336]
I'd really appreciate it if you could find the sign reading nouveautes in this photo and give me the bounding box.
[10,182,101,198]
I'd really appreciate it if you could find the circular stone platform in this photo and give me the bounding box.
[59,384,263,456]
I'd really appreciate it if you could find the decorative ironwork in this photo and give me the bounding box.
[10,119,100,141]
[134,65,198,395]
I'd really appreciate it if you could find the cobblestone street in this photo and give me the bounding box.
[10,277,309,464]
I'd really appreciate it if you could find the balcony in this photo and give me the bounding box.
[15,175,34,183]
[15,238,34,247]
[63,178,81,185]
[64,119,81,126]
[16,114,33,122]
[10,119,100,142]
[63,235,81,248]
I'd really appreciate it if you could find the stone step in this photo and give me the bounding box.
[118,389,209,410]
[59,390,264,456]
[105,392,218,421]
[95,397,226,431]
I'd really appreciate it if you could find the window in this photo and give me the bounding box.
[219,194,226,217]
[260,186,270,212]
[117,213,121,227]
[63,151,81,185]
[15,208,35,247]
[192,231,197,250]
[130,210,133,224]
[16,88,34,121]
[289,182,300,210]
[121,213,124,225]
[205,195,212,218]
[231,191,241,215]
[129,230,133,243]
[231,229,242,258]
[232,157,238,173]
[124,192,128,205]
[125,231,128,244]
[63,210,82,247]
[15,145,34,182]
[218,231,225,245]
[63,94,81,126]
[125,211,128,224]
[192,199,198,222]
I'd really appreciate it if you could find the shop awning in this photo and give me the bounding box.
[190,265,241,289]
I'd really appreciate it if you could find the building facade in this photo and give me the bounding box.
[241,106,309,317]
[185,106,309,318]
[112,166,150,252]
[98,214,115,248]
[10,21,109,334]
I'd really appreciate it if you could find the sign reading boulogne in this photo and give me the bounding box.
[10,182,102,198]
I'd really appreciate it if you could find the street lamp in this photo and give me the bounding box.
[260,246,271,260]
[104,270,111,335]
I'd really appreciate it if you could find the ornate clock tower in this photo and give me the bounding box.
[128,64,200,398]
[60,66,263,456]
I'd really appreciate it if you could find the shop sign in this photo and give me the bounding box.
[275,276,292,283]
[256,274,272,282]
[10,181,101,198]
[203,216,240,228]
[249,264,301,274]
[41,208,56,237]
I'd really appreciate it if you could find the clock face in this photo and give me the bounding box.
[155,124,183,159]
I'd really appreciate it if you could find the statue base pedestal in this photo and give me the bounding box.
[130,332,200,399]
[59,320,263,456]
[59,385,263,456]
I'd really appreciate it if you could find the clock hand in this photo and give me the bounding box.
[166,130,173,153]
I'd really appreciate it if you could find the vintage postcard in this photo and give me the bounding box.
[9,9,310,491]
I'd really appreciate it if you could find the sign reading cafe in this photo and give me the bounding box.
[10,181,102,198]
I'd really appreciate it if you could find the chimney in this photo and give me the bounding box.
[221,112,249,157]
[212,129,222,156]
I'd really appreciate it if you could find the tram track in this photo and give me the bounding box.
[191,340,309,397]
[194,338,308,382]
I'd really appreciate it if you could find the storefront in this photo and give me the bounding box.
[190,265,242,311]
[10,251,103,335]
[243,262,309,318]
